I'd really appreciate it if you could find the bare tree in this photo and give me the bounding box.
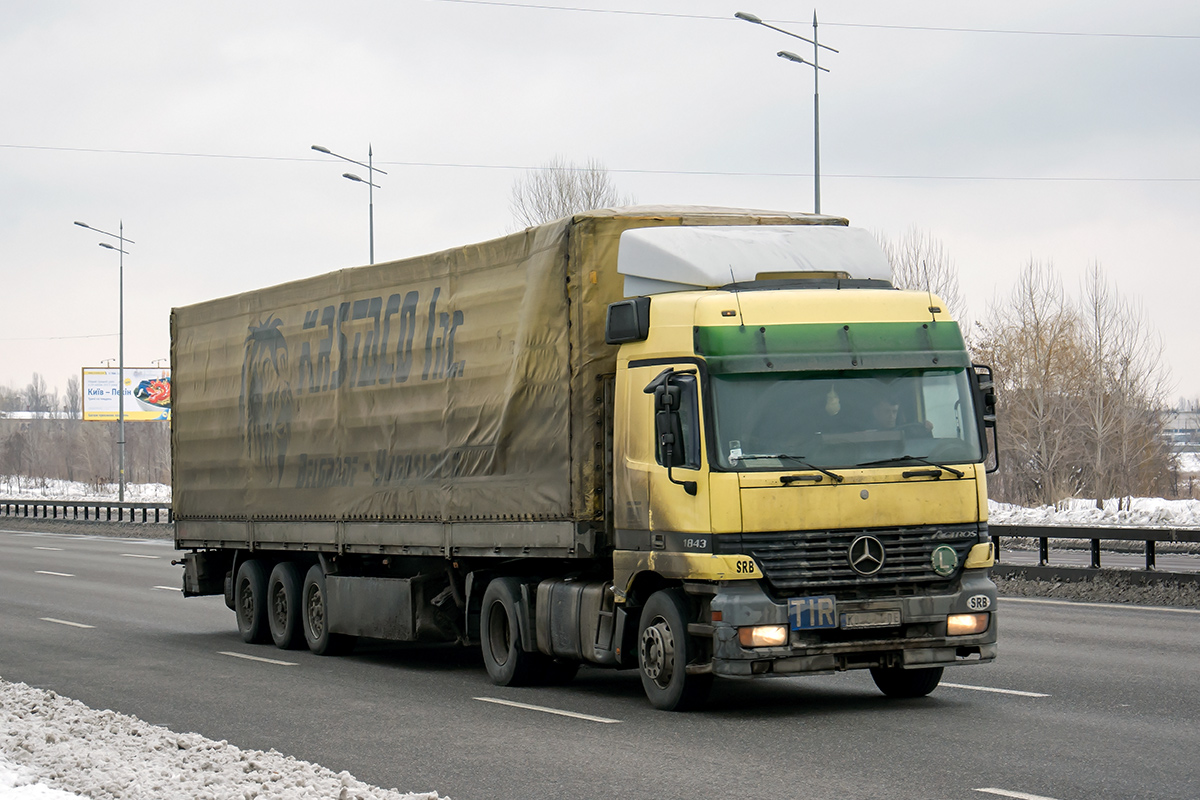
[977,260,1085,505]
[23,373,56,416]
[63,375,82,420]
[876,228,966,323]
[975,259,1174,506]
[510,156,634,228]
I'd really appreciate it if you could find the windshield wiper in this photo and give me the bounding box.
[855,455,965,478]
[736,454,844,483]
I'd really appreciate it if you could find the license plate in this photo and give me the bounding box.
[840,610,901,629]
[789,595,838,630]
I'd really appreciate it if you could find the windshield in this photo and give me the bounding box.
[710,368,982,470]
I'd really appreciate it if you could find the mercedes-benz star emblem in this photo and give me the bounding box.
[848,535,886,576]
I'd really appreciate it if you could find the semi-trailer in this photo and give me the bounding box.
[173,205,998,710]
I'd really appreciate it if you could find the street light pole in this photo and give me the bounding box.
[74,220,133,502]
[735,10,838,214]
[312,144,387,264]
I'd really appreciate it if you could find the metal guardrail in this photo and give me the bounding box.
[0,506,1196,571]
[991,524,1200,571]
[0,499,172,524]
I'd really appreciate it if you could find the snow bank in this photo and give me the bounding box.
[0,478,170,503]
[0,678,445,800]
[989,497,1200,529]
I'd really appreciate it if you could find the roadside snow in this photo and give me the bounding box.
[0,678,444,800]
[989,497,1200,529]
[0,478,170,504]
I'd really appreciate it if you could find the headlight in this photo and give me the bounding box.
[738,625,789,648]
[947,612,989,636]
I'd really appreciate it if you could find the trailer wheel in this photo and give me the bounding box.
[267,562,304,650]
[637,589,712,711]
[301,565,356,656]
[234,560,270,644]
[870,666,944,698]
[480,577,550,686]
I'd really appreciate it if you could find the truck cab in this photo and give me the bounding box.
[602,225,997,709]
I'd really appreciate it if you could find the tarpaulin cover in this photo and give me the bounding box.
[170,206,844,522]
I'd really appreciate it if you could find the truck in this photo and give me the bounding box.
[173,205,998,710]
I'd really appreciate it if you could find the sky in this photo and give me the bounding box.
[3,1,1199,402]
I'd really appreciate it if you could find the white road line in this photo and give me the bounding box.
[1001,596,1200,615]
[120,553,161,559]
[942,682,1049,698]
[474,697,621,724]
[152,586,179,592]
[975,788,1061,800]
[219,651,298,667]
[33,546,64,551]
[35,570,74,578]
[40,618,94,629]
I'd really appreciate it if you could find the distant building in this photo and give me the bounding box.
[1165,410,1200,452]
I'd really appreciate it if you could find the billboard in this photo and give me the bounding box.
[82,367,171,421]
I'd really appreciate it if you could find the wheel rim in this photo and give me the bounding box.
[271,582,287,628]
[237,578,255,626]
[306,584,324,639]
[640,616,675,689]
[486,601,511,667]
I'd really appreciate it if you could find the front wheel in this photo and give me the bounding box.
[870,666,944,698]
[301,565,356,656]
[637,589,712,711]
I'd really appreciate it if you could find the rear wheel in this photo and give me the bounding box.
[870,666,944,698]
[267,562,304,650]
[637,589,712,711]
[234,559,269,644]
[480,577,558,686]
[301,565,356,656]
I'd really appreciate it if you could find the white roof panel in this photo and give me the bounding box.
[616,224,892,297]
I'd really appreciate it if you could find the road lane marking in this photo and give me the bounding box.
[34,546,64,551]
[942,682,1049,698]
[120,553,161,559]
[35,571,75,578]
[1001,596,1200,615]
[474,697,620,724]
[975,789,1061,800]
[40,618,94,629]
[152,585,179,592]
[219,651,298,667]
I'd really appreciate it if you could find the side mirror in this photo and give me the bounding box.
[644,368,698,495]
[972,364,999,473]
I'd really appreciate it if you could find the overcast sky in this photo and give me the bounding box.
[3,0,1199,402]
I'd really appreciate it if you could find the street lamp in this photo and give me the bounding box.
[74,219,133,502]
[312,144,386,264]
[736,11,838,214]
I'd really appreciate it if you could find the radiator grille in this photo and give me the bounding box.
[714,525,980,597]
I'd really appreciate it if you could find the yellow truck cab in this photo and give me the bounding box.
[604,224,997,709]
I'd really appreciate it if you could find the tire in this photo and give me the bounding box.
[301,565,357,656]
[267,562,304,650]
[870,666,944,698]
[480,577,554,687]
[637,589,713,711]
[234,559,270,644]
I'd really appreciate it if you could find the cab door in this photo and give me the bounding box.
[615,362,711,534]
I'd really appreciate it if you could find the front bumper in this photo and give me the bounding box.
[707,569,998,677]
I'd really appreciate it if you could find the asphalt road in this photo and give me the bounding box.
[2,526,1198,800]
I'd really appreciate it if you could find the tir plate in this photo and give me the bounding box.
[840,609,901,629]
[789,595,838,630]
